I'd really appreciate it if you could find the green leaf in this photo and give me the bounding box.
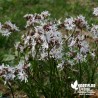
[3,54,15,61]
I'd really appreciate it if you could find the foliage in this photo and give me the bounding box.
[0,0,98,98]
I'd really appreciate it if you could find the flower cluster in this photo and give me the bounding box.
[0,61,30,84]
[0,10,97,84]
[63,15,88,31]
[91,7,98,39]
[24,11,50,28]
[0,21,19,36]
[16,11,63,68]
[74,15,88,29]
[65,33,95,66]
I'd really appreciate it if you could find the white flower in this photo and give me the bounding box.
[24,14,33,19]
[64,17,75,30]
[50,45,63,59]
[24,36,31,45]
[42,41,48,49]
[0,64,4,71]
[91,24,98,38]
[35,26,44,34]
[40,52,48,60]
[80,41,89,54]
[7,65,15,73]
[75,15,88,29]
[93,7,98,16]
[0,29,11,36]
[77,15,85,20]
[77,34,85,41]
[57,61,64,69]
[24,14,36,27]
[18,71,28,83]
[41,11,50,17]
[0,21,19,37]
[0,64,16,84]
[3,73,15,82]
[5,21,19,31]
[74,53,87,63]
[16,60,25,71]
[34,33,40,38]
[90,51,95,58]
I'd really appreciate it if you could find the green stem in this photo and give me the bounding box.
[7,82,14,98]
[79,61,82,83]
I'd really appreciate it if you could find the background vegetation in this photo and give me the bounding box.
[0,0,98,49]
[0,0,98,98]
